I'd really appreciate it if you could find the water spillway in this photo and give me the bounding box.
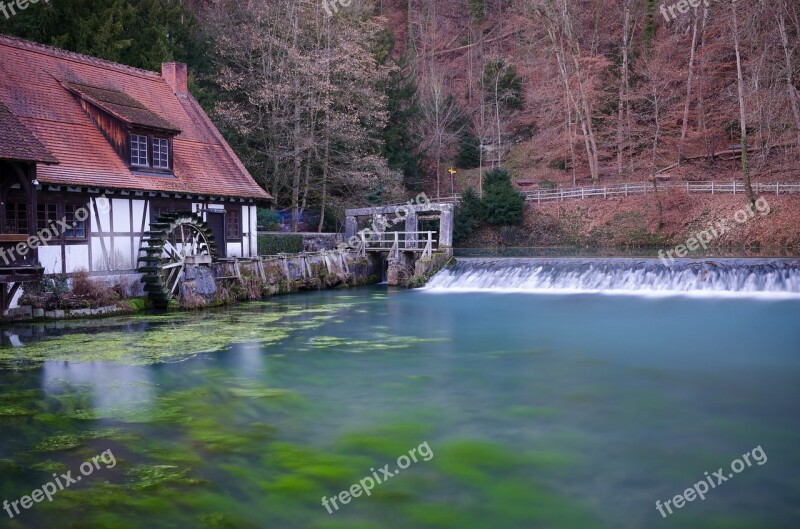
[425,257,800,297]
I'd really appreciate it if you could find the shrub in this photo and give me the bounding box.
[257,208,281,231]
[71,269,119,306]
[20,275,70,309]
[454,187,484,243]
[482,168,525,226]
[258,234,303,255]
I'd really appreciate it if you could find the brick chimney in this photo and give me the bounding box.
[162,62,188,98]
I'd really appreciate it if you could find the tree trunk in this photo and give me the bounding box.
[290,7,301,232]
[679,7,700,163]
[617,0,632,176]
[696,4,711,163]
[495,74,502,167]
[318,17,332,233]
[731,1,755,205]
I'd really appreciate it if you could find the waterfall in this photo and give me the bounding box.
[424,258,800,297]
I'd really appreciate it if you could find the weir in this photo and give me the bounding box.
[425,258,800,296]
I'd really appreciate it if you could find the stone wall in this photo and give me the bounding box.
[186,251,382,305]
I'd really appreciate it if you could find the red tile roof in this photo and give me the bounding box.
[0,35,270,200]
[0,101,58,164]
[63,82,181,133]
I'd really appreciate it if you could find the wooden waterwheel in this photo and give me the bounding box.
[137,212,216,308]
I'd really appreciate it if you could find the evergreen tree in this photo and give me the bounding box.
[0,0,205,73]
[455,133,481,169]
[482,168,525,226]
[383,64,424,191]
[454,187,484,243]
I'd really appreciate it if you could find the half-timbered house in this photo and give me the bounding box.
[0,36,270,309]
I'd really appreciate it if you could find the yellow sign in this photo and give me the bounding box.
[448,168,457,175]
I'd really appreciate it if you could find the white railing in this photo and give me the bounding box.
[357,231,437,260]
[523,181,800,203]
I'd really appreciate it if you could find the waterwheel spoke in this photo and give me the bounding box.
[180,226,186,256]
[164,241,180,259]
[169,265,184,294]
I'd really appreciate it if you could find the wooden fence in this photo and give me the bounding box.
[523,181,800,203]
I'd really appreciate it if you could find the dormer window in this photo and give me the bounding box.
[62,82,180,175]
[131,134,149,167]
[153,137,170,169]
[128,132,172,172]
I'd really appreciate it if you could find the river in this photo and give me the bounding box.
[1,258,799,528]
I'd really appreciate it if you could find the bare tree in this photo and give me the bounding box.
[776,0,800,148]
[730,0,755,205]
[419,72,464,199]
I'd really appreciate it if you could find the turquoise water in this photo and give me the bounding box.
[1,286,799,528]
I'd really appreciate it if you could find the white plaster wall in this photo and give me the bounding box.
[247,205,258,257]
[112,198,132,232]
[113,237,134,270]
[132,199,149,233]
[92,198,111,232]
[226,242,243,258]
[64,244,90,273]
[38,245,62,274]
[91,236,109,271]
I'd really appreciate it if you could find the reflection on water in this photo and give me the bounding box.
[0,287,798,529]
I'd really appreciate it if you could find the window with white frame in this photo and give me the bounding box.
[131,134,148,167]
[153,137,170,169]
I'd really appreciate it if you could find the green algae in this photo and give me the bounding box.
[32,428,133,452]
[30,459,70,474]
[228,387,294,399]
[306,333,447,353]
[0,405,33,416]
[0,301,365,368]
[127,464,208,490]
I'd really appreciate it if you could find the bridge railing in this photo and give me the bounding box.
[357,231,438,259]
